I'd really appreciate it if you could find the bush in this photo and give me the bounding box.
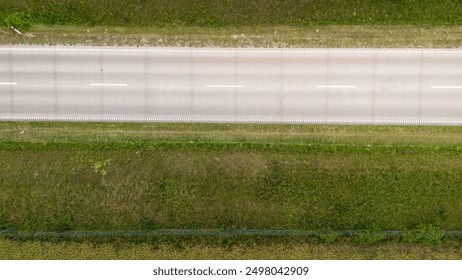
[356,227,387,245]
[4,12,33,29]
[403,224,444,245]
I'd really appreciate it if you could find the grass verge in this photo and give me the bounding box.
[1,238,461,260]
[1,122,462,233]
[2,25,462,48]
[2,1,462,27]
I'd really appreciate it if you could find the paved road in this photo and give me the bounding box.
[1,47,462,124]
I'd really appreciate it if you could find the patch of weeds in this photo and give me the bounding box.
[317,227,338,243]
[258,161,283,200]
[403,224,444,245]
[91,159,111,176]
[356,226,387,245]
[4,12,33,29]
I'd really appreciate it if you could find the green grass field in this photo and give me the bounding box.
[2,0,462,27]
[1,122,462,235]
[2,122,462,258]
[2,1,462,48]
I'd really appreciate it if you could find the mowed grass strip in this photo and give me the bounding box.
[3,25,462,48]
[4,121,462,146]
[1,122,462,232]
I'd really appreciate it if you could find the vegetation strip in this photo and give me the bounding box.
[2,1,462,28]
[1,239,461,260]
[3,25,462,48]
[2,229,462,238]
[1,122,462,239]
[3,141,462,154]
[3,2,462,49]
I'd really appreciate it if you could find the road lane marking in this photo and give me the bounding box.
[89,83,127,87]
[432,86,462,89]
[1,115,462,125]
[317,85,356,88]
[0,82,17,85]
[205,85,243,88]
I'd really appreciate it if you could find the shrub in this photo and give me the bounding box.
[4,12,33,29]
[402,224,444,245]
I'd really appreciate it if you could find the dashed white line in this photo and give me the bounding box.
[432,86,462,89]
[317,85,356,88]
[89,83,128,87]
[0,82,17,85]
[205,85,243,88]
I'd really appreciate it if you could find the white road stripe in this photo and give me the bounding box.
[205,85,243,88]
[1,115,462,125]
[89,83,128,87]
[317,85,356,88]
[432,86,462,89]
[0,82,17,85]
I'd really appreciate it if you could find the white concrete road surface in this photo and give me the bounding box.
[1,47,462,125]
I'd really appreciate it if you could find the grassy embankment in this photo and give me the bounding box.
[1,122,462,258]
[1,122,462,232]
[2,1,462,47]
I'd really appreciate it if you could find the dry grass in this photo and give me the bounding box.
[1,239,461,260]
